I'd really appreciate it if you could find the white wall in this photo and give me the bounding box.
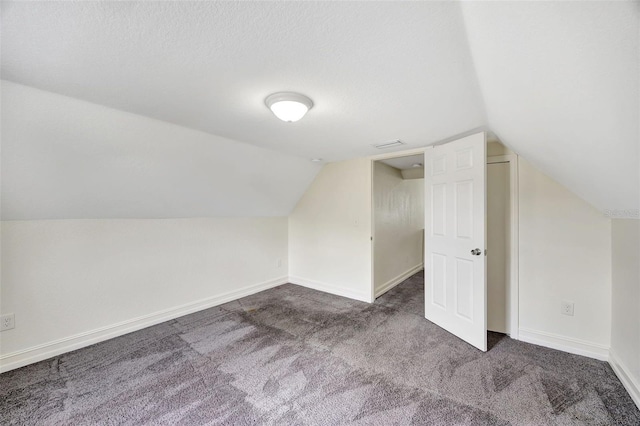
[288,144,614,361]
[0,125,620,375]
[0,81,316,373]
[1,81,319,220]
[487,142,613,358]
[288,158,372,302]
[610,219,640,407]
[518,158,612,359]
[373,161,423,296]
[0,217,288,372]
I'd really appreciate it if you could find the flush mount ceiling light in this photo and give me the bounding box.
[265,92,313,122]
[412,163,423,168]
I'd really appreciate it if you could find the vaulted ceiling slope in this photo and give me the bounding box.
[1,81,320,220]
[462,1,639,212]
[1,1,638,219]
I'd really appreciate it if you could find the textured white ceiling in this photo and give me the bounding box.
[1,1,486,162]
[1,1,638,219]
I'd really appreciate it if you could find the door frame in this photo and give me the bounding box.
[369,147,429,303]
[367,148,520,342]
[486,154,520,340]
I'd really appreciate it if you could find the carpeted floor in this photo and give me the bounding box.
[2,271,639,425]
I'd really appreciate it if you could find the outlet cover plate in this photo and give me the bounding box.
[560,301,574,316]
[1,313,15,331]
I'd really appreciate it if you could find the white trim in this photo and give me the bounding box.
[288,276,371,303]
[370,154,376,304]
[368,147,428,161]
[487,153,519,340]
[375,264,424,298]
[609,349,640,410]
[0,276,288,373]
[486,154,513,164]
[518,327,610,361]
[510,156,519,340]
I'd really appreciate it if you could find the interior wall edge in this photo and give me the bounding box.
[288,276,371,304]
[518,327,610,361]
[0,276,289,373]
[287,157,373,303]
[374,263,424,299]
[609,349,640,410]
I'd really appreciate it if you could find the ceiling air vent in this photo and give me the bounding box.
[373,139,405,149]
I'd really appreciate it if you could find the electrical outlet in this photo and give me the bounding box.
[277,258,282,268]
[560,301,574,316]
[1,313,15,331]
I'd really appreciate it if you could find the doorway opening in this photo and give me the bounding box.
[487,161,510,334]
[370,138,519,350]
[371,152,425,316]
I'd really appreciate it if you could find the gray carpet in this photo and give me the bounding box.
[2,271,639,425]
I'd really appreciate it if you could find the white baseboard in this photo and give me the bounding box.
[375,264,423,298]
[518,327,609,361]
[0,276,288,373]
[288,276,371,303]
[609,349,640,410]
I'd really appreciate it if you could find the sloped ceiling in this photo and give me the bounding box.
[461,1,639,212]
[1,81,320,220]
[1,1,485,160]
[1,1,638,219]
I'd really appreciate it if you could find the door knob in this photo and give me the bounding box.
[471,248,482,256]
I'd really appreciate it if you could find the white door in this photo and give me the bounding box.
[424,132,487,351]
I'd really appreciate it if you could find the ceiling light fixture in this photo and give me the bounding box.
[311,158,323,163]
[412,163,423,168]
[265,92,313,122]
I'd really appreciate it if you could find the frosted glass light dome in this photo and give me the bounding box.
[265,92,313,122]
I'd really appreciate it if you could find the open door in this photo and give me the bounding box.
[424,132,487,351]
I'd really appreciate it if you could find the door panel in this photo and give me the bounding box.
[425,133,487,351]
